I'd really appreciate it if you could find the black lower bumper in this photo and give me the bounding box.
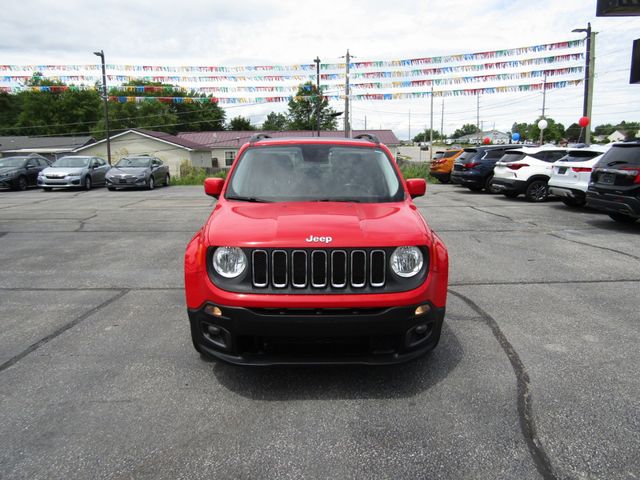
[188,302,445,365]
[491,178,527,194]
[586,191,640,218]
[548,185,585,202]
[430,171,450,182]
[450,172,484,188]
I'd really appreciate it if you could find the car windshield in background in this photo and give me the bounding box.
[596,144,640,167]
[226,145,403,203]
[116,158,151,168]
[558,151,602,162]
[53,157,90,168]
[443,151,460,158]
[433,152,446,160]
[457,150,479,162]
[0,157,28,168]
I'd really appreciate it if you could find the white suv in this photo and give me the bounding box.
[491,146,567,201]
[548,145,610,207]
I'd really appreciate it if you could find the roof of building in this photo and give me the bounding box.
[0,135,95,153]
[74,129,212,152]
[177,130,401,149]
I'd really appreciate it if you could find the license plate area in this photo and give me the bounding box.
[557,167,567,174]
[599,173,615,185]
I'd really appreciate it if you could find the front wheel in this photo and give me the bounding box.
[15,176,28,191]
[525,180,548,202]
[84,176,92,190]
[609,212,637,223]
[148,176,155,190]
[163,174,170,187]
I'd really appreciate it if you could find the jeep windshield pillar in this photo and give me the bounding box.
[184,136,449,365]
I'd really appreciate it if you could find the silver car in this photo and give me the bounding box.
[105,156,170,190]
[38,156,110,191]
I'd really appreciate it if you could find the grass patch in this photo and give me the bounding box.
[172,161,227,185]
[398,161,438,184]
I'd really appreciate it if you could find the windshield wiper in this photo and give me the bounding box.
[315,198,362,203]
[225,195,271,203]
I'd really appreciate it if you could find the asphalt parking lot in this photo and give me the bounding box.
[1,184,639,480]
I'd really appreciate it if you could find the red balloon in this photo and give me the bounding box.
[578,116,590,128]
[483,137,491,144]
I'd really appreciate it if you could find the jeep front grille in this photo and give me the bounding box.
[251,249,386,290]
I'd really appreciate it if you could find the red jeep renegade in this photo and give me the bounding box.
[184,134,448,365]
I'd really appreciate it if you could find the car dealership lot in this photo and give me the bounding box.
[1,185,638,480]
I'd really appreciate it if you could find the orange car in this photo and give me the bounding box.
[429,148,463,183]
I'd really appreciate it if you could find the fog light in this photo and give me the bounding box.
[204,305,222,317]
[414,304,431,316]
[207,325,221,335]
[415,324,428,334]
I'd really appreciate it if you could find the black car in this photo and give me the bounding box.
[0,154,51,190]
[586,142,640,223]
[450,145,521,192]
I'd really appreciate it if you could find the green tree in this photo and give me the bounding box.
[511,122,528,142]
[261,112,289,130]
[412,129,441,143]
[287,82,339,131]
[0,92,23,134]
[228,116,255,131]
[452,123,480,139]
[564,123,582,142]
[527,117,565,144]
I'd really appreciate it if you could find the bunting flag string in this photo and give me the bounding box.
[0,39,583,74]
[102,79,582,105]
[1,65,584,95]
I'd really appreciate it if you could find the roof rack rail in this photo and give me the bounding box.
[249,133,272,144]
[353,133,380,144]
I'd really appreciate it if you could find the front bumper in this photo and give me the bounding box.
[38,177,83,188]
[430,171,451,182]
[106,177,147,188]
[490,177,527,194]
[586,191,640,218]
[189,302,445,365]
[0,177,17,188]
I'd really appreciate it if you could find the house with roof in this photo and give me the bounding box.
[177,130,401,168]
[0,135,95,160]
[74,129,213,176]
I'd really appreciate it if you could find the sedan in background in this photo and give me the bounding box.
[106,156,170,190]
[548,145,610,207]
[0,154,51,190]
[38,156,110,191]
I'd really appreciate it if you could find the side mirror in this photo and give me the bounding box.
[204,177,225,198]
[406,178,426,198]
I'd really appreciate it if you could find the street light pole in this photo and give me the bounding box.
[572,23,595,144]
[314,56,321,137]
[93,50,111,164]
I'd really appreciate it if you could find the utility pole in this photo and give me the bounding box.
[429,86,434,163]
[440,98,444,140]
[343,49,351,138]
[314,56,321,137]
[93,50,111,165]
[476,93,481,143]
[573,23,595,144]
[539,72,547,145]
[364,115,367,130]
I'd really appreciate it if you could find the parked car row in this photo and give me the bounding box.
[0,154,171,191]
[436,142,640,224]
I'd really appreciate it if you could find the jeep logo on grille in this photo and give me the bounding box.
[305,235,333,244]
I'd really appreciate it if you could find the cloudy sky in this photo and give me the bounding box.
[1,0,639,139]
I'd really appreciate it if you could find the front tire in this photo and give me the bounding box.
[163,174,170,187]
[14,176,27,191]
[525,180,548,202]
[148,176,155,190]
[609,212,637,223]
[84,176,92,190]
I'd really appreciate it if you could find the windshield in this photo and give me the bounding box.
[225,145,404,203]
[433,152,446,160]
[557,151,602,163]
[0,157,27,168]
[116,157,151,168]
[53,157,90,168]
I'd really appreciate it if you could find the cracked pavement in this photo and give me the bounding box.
[0,184,638,479]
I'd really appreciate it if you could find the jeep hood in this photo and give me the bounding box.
[205,201,431,248]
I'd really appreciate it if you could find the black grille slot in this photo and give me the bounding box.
[351,250,366,287]
[331,251,347,288]
[370,250,386,286]
[312,251,328,287]
[252,250,268,287]
[272,250,287,288]
[292,250,307,288]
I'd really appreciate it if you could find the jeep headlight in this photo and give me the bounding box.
[390,246,423,278]
[212,247,247,278]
